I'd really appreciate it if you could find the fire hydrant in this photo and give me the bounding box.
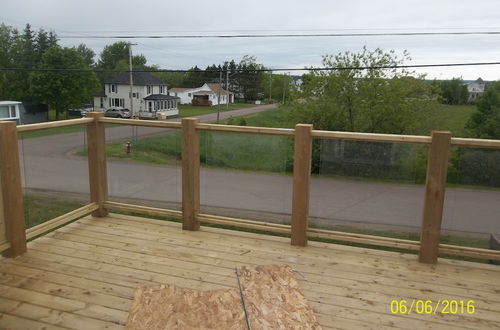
[126,141,131,155]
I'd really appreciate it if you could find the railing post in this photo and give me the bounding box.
[419,130,451,264]
[0,121,27,257]
[291,124,313,246]
[86,112,108,217]
[182,118,200,231]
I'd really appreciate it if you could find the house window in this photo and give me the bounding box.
[0,105,19,120]
[110,98,124,107]
[100,98,104,108]
[147,85,153,94]
[159,85,166,94]
[188,93,191,97]
[108,84,117,93]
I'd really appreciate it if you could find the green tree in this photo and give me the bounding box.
[97,41,147,80]
[466,81,500,138]
[261,73,293,103]
[290,47,437,134]
[30,47,99,120]
[74,44,95,68]
[437,78,469,105]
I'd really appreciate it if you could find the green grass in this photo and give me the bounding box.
[417,104,475,136]
[222,105,293,128]
[80,129,293,173]
[178,103,257,117]
[24,194,85,229]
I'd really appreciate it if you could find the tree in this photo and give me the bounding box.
[437,78,469,105]
[466,81,500,139]
[289,47,438,174]
[290,47,437,134]
[261,73,293,103]
[30,47,99,120]
[74,44,95,68]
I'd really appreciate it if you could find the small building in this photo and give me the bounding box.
[467,78,487,103]
[168,83,234,106]
[0,101,48,125]
[93,71,179,118]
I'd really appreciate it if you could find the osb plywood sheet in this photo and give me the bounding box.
[239,265,322,330]
[126,285,246,330]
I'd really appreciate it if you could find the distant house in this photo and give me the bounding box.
[0,101,48,125]
[168,83,234,106]
[93,71,180,118]
[467,78,487,103]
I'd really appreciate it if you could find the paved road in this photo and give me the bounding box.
[19,104,500,236]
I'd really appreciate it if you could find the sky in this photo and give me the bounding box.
[1,0,500,80]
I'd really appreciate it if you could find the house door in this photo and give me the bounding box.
[148,102,153,112]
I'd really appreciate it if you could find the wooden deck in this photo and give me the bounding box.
[0,214,499,330]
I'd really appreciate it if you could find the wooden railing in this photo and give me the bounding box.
[1,113,500,264]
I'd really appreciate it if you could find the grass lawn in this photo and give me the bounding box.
[24,194,85,229]
[417,104,476,136]
[178,103,258,117]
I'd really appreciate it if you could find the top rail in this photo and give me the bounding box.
[196,123,295,136]
[312,130,432,144]
[99,117,182,128]
[450,137,500,149]
[16,118,94,132]
[14,116,500,149]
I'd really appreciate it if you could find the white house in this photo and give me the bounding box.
[168,83,234,106]
[93,71,179,118]
[467,77,487,103]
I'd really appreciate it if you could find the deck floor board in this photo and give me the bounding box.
[0,214,499,329]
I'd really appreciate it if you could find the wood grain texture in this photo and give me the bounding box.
[0,121,26,257]
[16,118,93,132]
[181,118,200,231]
[126,285,245,330]
[239,264,322,330]
[99,117,181,128]
[0,214,498,329]
[291,124,313,246]
[86,112,108,217]
[419,131,452,264]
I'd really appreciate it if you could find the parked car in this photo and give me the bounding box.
[104,108,131,118]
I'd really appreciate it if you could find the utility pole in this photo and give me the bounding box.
[217,69,222,123]
[282,72,287,104]
[269,70,272,104]
[128,43,138,116]
[226,69,229,110]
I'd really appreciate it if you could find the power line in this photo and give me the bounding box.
[57,31,500,39]
[1,61,500,73]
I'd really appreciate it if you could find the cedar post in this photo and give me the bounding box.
[182,118,200,231]
[419,130,451,264]
[0,121,27,257]
[86,112,108,217]
[291,124,313,246]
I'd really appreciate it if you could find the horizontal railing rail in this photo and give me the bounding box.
[1,113,499,264]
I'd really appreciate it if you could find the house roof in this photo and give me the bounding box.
[206,83,232,95]
[93,91,106,97]
[193,90,215,95]
[143,94,180,100]
[104,71,166,85]
[169,88,191,93]
[0,101,22,105]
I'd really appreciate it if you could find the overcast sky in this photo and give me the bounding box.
[2,0,500,80]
